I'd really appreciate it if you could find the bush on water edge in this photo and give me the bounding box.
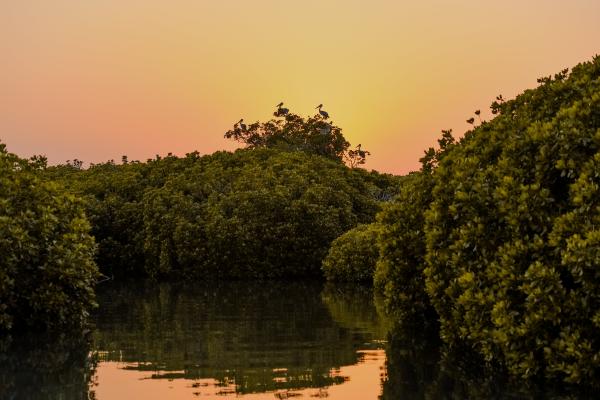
[0,143,98,332]
[47,148,398,279]
[322,223,380,282]
[375,56,600,384]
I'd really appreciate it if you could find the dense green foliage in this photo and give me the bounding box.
[375,56,600,384]
[373,131,455,318]
[0,143,98,332]
[425,58,600,383]
[49,148,396,278]
[373,172,434,320]
[322,224,380,282]
[45,153,202,277]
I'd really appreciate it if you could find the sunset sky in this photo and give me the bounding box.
[2,1,599,174]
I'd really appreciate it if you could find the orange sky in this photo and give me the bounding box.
[1,1,599,174]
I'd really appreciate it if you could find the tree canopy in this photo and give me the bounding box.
[47,148,398,279]
[0,143,98,332]
[375,56,600,384]
[224,107,369,167]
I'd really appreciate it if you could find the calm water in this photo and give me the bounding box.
[1,281,390,400]
[92,281,389,400]
[0,281,585,400]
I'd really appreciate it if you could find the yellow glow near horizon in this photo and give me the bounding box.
[1,0,599,173]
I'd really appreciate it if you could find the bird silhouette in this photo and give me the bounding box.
[274,102,289,117]
[466,117,475,125]
[356,144,366,157]
[237,119,247,131]
[316,104,329,119]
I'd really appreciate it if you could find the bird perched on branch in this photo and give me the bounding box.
[274,102,289,117]
[356,144,367,157]
[316,104,329,119]
[236,119,247,131]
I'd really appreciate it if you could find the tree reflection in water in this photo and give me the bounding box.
[380,321,592,400]
[1,281,587,399]
[93,280,388,396]
[0,332,97,400]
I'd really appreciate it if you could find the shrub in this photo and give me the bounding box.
[374,172,434,319]
[322,224,380,282]
[143,149,386,278]
[374,56,600,385]
[0,143,98,331]
[49,148,395,279]
[423,57,600,383]
[45,153,202,277]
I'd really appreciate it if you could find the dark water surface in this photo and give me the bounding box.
[0,281,587,399]
[92,281,388,400]
[1,281,389,400]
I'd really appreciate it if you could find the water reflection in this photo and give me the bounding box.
[1,280,584,400]
[0,332,96,400]
[380,321,592,400]
[92,281,388,399]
